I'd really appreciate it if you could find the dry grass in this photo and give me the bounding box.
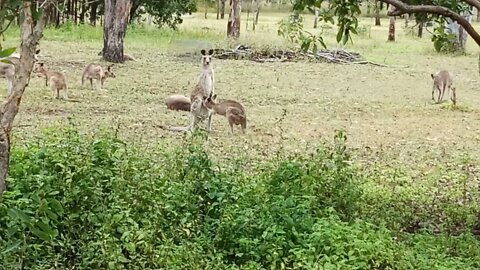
[3,11,480,165]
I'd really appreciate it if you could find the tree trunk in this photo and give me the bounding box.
[90,2,98,25]
[313,7,320,28]
[217,0,220,19]
[404,13,409,27]
[220,0,226,19]
[388,6,395,41]
[80,0,87,24]
[205,0,208,19]
[418,21,424,38]
[375,1,381,26]
[227,0,241,38]
[129,1,141,24]
[477,8,480,22]
[103,0,131,63]
[0,1,50,195]
[253,0,260,30]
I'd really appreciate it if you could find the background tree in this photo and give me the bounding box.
[0,0,52,195]
[291,0,480,51]
[227,0,242,38]
[387,4,395,41]
[102,0,131,63]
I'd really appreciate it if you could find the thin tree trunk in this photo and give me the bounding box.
[90,2,98,25]
[205,0,208,19]
[253,0,260,30]
[313,7,319,28]
[388,6,395,41]
[129,1,141,24]
[404,13,409,27]
[217,0,220,19]
[80,0,87,23]
[477,8,480,22]
[220,0,226,19]
[0,1,50,195]
[418,21,423,38]
[227,0,241,38]
[375,1,381,26]
[103,0,131,63]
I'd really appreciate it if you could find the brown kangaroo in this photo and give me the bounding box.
[169,49,215,132]
[82,63,116,90]
[34,62,68,99]
[166,94,191,111]
[0,49,41,95]
[431,70,453,104]
[205,94,247,134]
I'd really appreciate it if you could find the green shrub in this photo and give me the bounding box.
[1,125,479,269]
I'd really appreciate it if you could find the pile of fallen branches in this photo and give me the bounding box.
[210,45,406,67]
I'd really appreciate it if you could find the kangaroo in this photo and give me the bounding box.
[0,49,41,95]
[166,94,191,111]
[34,62,68,99]
[169,49,215,132]
[205,94,247,134]
[81,63,115,90]
[431,70,453,104]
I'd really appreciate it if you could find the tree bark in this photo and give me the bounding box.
[103,0,131,63]
[0,1,50,195]
[388,6,395,41]
[383,0,480,47]
[313,7,319,28]
[227,0,241,38]
[217,0,220,19]
[253,0,260,30]
[90,1,98,25]
[418,21,424,38]
[477,8,480,22]
[374,0,381,26]
[220,0,226,19]
[205,0,208,19]
[129,0,141,24]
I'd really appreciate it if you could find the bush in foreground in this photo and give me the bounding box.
[0,126,479,269]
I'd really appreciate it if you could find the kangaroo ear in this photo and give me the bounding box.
[107,64,113,71]
[212,94,217,100]
[208,49,214,55]
[201,49,206,56]
[430,74,434,79]
[39,62,44,67]
[35,49,40,54]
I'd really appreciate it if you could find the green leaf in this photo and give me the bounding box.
[0,47,16,58]
[31,226,51,241]
[1,240,22,254]
[336,26,344,43]
[8,208,31,225]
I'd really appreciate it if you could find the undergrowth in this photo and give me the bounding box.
[0,125,479,269]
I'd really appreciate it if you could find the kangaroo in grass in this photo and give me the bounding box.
[34,62,69,99]
[169,49,215,132]
[205,94,247,134]
[431,70,454,104]
[0,49,41,95]
[166,94,191,111]
[81,63,116,90]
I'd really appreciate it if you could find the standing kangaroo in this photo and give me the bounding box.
[0,49,41,95]
[205,94,247,134]
[431,70,453,104]
[34,62,69,99]
[81,63,116,90]
[169,49,215,132]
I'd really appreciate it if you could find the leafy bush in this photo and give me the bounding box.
[1,125,479,269]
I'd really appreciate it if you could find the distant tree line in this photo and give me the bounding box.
[41,0,197,29]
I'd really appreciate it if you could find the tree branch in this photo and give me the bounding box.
[462,0,480,12]
[382,0,480,47]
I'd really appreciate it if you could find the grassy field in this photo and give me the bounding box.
[2,11,479,165]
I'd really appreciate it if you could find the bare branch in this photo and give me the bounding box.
[382,0,480,46]
[462,0,480,12]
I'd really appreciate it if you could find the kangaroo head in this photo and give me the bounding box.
[204,94,218,108]
[105,64,116,78]
[33,62,46,77]
[200,49,214,67]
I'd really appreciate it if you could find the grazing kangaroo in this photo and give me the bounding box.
[205,94,247,134]
[34,62,69,99]
[431,70,453,104]
[0,49,41,95]
[166,94,191,111]
[81,63,115,90]
[169,49,215,132]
